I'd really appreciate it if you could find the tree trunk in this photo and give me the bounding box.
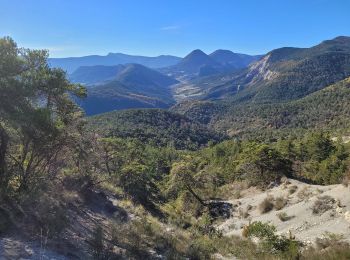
[186,185,207,206]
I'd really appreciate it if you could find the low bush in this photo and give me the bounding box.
[302,232,350,259]
[244,221,301,258]
[274,196,288,210]
[259,197,274,214]
[312,196,336,215]
[277,212,295,222]
[315,232,347,249]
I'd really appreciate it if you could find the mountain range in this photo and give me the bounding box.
[52,36,350,119]
[76,63,178,115]
[199,36,350,102]
[171,36,350,138]
[160,49,261,79]
[51,49,260,114]
[49,52,181,73]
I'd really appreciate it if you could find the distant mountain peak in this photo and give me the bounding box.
[179,49,217,68]
[210,49,262,69]
[182,49,212,63]
[161,49,262,79]
[331,36,350,42]
[315,35,350,52]
[210,49,238,62]
[187,49,207,56]
[210,49,235,55]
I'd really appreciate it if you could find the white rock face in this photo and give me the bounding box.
[245,54,278,84]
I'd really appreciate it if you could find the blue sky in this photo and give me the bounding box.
[1,0,349,57]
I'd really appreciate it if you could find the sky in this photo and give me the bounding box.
[1,0,350,58]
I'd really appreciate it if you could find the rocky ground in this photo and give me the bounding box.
[0,236,68,260]
[0,188,130,259]
[218,179,350,245]
[2,179,350,259]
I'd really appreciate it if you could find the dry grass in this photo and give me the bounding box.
[312,196,336,215]
[315,232,346,249]
[276,212,295,222]
[342,173,350,187]
[259,196,274,214]
[258,195,288,214]
[218,181,248,200]
[297,187,314,201]
[274,196,287,210]
[289,185,298,194]
[302,232,350,259]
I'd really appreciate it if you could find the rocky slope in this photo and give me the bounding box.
[219,179,350,245]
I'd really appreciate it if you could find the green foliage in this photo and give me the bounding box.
[245,221,277,240]
[78,63,179,115]
[0,36,86,195]
[119,162,160,209]
[173,78,350,140]
[245,221,301,258]
[192,36,350,104]
[238,143,292,187]
[3,36,350,260]
[277,132,349,184]
[187,235,217,260]
[88,109,225,150]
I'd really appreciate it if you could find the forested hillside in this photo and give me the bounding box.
[172,77,350,138]
[88,109,225,150]
[179,36,350,103]
[3,37,350,260]
[76,63,180,115]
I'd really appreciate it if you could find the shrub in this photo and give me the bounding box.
[312,196,335,215]
[238,144,292,188]
[244,221,301,257]
[302,232,350,259]
[315,232,347,249]
[301,245,350,260]
[187,235,216,260]
[274,196,287,210]
[277,212,295,222]
[244,221,277,240]
[259,197,274,214]
[297,187,314,201]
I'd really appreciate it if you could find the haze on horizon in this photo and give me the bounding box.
[1,0,350,58]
